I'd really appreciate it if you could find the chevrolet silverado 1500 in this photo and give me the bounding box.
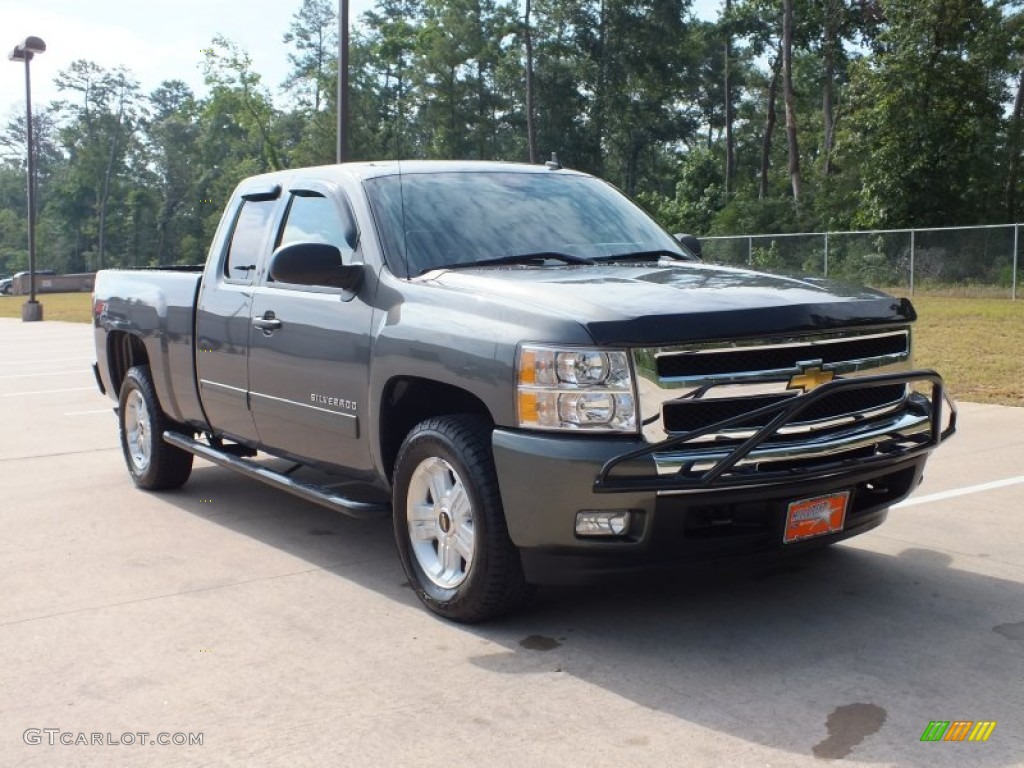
[92,160,956,621]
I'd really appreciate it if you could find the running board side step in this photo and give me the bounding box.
[163,431,390,520]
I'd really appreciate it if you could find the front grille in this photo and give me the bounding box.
[662,384,907,434]
[656,332,908,379]
[663,394,790,432]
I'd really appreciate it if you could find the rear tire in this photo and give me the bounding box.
[393,415,530,622]
[118,365,193,490]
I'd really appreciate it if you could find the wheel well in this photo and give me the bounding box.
[380,377,493,481]
[106,332,149,395]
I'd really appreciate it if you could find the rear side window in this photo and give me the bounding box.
[224,199,277,283]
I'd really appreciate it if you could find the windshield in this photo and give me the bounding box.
[364,171,685,277]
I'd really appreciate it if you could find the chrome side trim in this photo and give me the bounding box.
[250,390,357,419]
[199,379,247,395]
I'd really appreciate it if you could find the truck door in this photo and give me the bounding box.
[247,184,374,473]
[195,192,280,444]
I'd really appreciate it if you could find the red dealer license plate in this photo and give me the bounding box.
[783,491,850,544]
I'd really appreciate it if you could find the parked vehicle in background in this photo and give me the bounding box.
[91,160,956,622]
[12,269,56,279]
[5,269,56,295]
[0,277,12,295]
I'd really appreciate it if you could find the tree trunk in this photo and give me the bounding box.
[397,63,405,158]
[98,91,126,269]
[626,131,641,197]
[1006,67,1024,221]
[473,0,487,159]
[314,30,324,112]
[449,66,457,157]
[760,49,782,200]
[782,0,801,202]
[156,203,168,265]
[524,0,538,164]
[822,0,841,176]
[595,0,608,176]
[477,59,486,159]
[724,0,735,199]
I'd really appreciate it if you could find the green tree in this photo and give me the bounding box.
[414,0,515,159]
[360,0,425,158]
[146,81,204,264]
[51,61,147,270]
[202,35,283,172]
[284,0,338,113]
[839,0,1011,228]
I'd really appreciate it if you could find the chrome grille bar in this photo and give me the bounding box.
[634,328,913,444]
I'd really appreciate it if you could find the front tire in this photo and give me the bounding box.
[118,365,193,490]
[393,416,530,622]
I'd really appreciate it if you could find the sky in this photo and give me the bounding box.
[1,0,722,119]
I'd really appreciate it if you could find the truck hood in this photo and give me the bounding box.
[426,262,915,345]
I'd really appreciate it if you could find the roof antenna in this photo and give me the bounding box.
[545,152,562,170]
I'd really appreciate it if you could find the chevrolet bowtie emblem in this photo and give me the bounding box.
[787,366,834,393]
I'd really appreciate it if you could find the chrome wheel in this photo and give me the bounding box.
[124,388,151,472]
[406,456,476,589]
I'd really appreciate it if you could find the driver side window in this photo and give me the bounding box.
[278,192,356,261]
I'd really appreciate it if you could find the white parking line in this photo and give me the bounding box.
[894,475,1024,509]
[2,387,95,397]
[2,357,93,364]
[0,371,87,379]
[63,409,112,416]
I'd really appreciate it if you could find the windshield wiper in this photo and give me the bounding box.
[426,251,596,274]
[595,249,697,263]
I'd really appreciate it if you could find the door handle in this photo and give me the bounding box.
[253,313,282,332]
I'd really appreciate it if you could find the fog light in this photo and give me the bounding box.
[575,510,631,537]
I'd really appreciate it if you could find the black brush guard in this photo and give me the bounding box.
[594,370,956,494]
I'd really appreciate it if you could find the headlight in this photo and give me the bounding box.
[517,345,638,432]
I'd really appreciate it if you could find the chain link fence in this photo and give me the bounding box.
[701,224,1022,299]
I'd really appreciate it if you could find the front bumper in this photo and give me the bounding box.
[492,369,955,584]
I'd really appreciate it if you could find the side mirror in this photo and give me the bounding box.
[269,242,364,292]
[673,233,703,261]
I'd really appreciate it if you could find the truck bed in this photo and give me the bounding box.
[93,268,205,426]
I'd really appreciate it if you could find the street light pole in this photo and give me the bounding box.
[8,36,46,322]
[336,0,349,163]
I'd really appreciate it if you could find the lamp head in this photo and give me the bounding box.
[22,36,46,54]
[8,37,45,62]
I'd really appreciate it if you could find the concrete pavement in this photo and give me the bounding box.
[1,318,1022,767]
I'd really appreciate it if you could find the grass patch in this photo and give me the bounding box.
[0,292,93,323]
[909,297,1024,407]
[2,291,1020,406]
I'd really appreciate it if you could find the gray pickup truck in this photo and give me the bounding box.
[92,160,955,621]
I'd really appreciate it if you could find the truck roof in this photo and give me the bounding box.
[235,160,589,192]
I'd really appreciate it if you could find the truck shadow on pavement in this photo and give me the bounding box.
[176,464,1024,767]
